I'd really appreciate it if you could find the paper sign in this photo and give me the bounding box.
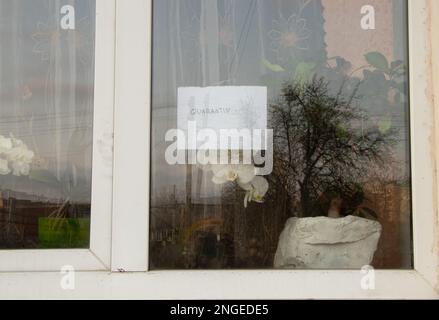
[177,86,268,150]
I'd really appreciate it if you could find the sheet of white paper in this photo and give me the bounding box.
[177,86,268,150]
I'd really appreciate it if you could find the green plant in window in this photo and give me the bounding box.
[270,77,396,218]
[262,47,407,149]
[261,58,285,73]
[258,46,409,221]
[38,217,90,249]
[29,167,90,249]
[28,129,91,248]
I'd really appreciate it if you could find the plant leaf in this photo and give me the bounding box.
[391,60,404,71]
[335,57,352,71]
[378,117,392,134]
[262,58,285,73]
[365,52,390,73]
[336,125,348,139]
[294,62,316,85]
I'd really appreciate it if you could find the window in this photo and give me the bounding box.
[0,0,114,272]
[0,0,96,250]
[0,0,437,299]
[150,0,413,270]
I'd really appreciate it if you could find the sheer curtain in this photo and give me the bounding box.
[0,0,95,248]
[151,0,327,268]
[152,0,326,204]
[150,0,413,269]
[0,0,95,201]
[153,0,325,101]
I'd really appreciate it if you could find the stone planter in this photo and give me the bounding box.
[274,216,382,269]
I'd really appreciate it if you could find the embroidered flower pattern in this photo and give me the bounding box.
[268,14,310,60]
[31,22,61,61]
[32,16,93,65]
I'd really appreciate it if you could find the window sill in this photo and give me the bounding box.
[0,270,437,299]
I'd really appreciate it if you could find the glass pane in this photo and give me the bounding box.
[150,0,412,269]
[0,0,95,249]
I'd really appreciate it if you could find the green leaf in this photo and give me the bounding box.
[261,58,285,73]
[365,52,390,73]
[336,125,348,139]
[294,62,316,85]
[391,60,404,71]
[335,57,351,71]
[38,218,90,249]
[378,117,392,134]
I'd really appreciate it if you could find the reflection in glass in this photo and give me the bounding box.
[151,0,411,269]
[0,0,95,249]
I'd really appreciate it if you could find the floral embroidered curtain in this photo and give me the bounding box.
[152,0,327,203]
[153,0,325,104]
[0,0,95,248]
[0,0,94,197]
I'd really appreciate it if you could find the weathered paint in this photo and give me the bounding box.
[428,0,439,291]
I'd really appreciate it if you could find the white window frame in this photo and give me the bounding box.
[109,0,439,299]
[0,0,438,299]
[0,0,116,272]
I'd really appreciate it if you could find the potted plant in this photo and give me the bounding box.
[29,168,91,249]
[38,216,90,249]
[274,185,382,269]
[264,50,406,268]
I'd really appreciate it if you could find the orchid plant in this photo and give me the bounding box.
[0,134,35,177]
[203,162,269,208]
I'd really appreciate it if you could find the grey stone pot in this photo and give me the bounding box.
[274,216,382,269]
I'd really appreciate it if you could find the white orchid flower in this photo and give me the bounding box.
[211,164,256,185]
[0,134,34,177]
[10,160,31,177]
[7,136,34,160]
[0,135,12,153]
[239,176,269,208]
[0,159,11,175]
[6,146,34,163]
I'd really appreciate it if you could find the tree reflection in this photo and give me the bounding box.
[270,77,396,218]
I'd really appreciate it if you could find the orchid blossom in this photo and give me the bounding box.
[0,134,34,176]
[239,176,269,208]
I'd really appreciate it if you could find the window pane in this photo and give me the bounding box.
[0,0,95,249]
[150,0,412,269]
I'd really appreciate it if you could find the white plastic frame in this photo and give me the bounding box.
[109,0,438,299]
[0,0,438,300]
[0,0,116,272]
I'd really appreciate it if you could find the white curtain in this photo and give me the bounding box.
[0,0,95,202]
[151,0,326,204]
